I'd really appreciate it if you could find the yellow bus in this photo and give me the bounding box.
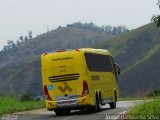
[41,48,120,115]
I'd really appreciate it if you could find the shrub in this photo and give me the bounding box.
[20,94,33,101]
[147,89,160,97]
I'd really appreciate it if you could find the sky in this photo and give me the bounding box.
[0,0,159,50]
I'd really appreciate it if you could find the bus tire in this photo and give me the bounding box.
[54,109,71,116]
[98,92,102,111]
[109,102,116,109]
[90,93,101,112]
[64,109,71,115]
[109,90,117,109]
[114,91,118,102]
[54,109,63,116]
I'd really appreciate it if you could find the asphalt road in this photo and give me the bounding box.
[1,100,142,120]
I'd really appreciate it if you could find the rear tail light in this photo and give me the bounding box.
[75,48,80,51]
[56,50,66,52]
[43,52,48,56]
[44,85,52,100]
[81,80,89,97]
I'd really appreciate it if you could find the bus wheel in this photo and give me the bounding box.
[114,91,118,102]
[98,93,102,111]
[90,93,101,112]
[54,109,63,116]
[54,109,71,116]
[109,102,116,109]
[64,109,71,115]
[109,90,117,109]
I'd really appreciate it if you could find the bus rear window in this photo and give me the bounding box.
[84,53,113,72]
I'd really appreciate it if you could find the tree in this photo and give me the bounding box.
[19,36,24,43]
[7,40,15,49]
[28,30,32,40]
[105,25,112,33]
[2,45,8,52]
[24,36,29,42]
[16,39,20,46]
[19,36,23,41]
[152,0,160,27]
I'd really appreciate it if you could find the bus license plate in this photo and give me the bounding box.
[64,101,71,105]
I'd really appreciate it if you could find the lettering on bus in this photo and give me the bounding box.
[52,57,73,61]
[91,75,100,80]
[58,82,72,92]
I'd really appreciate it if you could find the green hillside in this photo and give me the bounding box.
[0,23,115,97]
[95,23,160,68]
[0,26,113,69]
[0,22,159,97]
[94,23,160,97]
[0,57,41,96]
[120,47,160,96]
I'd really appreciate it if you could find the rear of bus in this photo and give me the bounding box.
[41,50,94,115]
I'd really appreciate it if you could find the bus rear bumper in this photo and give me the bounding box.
[45,94,94,110]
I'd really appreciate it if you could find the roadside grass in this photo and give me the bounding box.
[0,95,44,115]
[128,99,160,115]
[120,96,160,101]
[119,97,149,101]
[119,97,143,101]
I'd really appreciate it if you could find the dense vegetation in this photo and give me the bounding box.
[67,22,129,36]
[147,90,160,97]
[0,22,128,57]
[152,0,160,27]
[0,95,44,115]
[129,99,160,119]
[0,31,33,56]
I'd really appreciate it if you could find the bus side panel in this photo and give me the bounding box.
[83,52,119,104]
[87,72,116,102]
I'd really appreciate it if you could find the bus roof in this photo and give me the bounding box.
[79,48,111,55]
[42,48,112,56]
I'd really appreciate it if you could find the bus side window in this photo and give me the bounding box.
[84,53,114,73]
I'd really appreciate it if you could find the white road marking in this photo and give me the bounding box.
[62,115,76,120]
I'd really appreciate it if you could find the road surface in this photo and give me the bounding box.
[1,100,142,120]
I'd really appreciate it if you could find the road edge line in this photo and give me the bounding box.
[114,111,127,120]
